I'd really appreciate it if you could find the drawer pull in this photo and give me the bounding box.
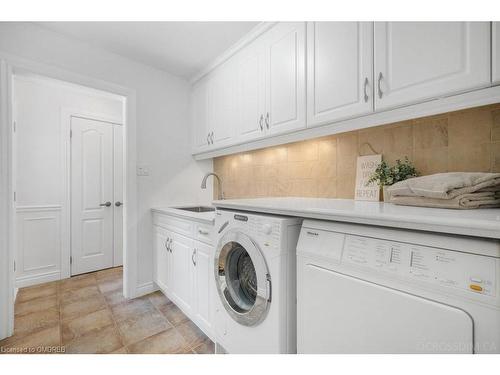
[306,231,319,236]
[198,228,210,235]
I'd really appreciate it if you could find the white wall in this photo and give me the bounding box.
[14,74,124,287]
[0,22,213,292]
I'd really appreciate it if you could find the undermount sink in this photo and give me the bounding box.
[175,206,215,213]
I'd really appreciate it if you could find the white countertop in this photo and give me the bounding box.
[212,198,500,239]
[151,206,215,225]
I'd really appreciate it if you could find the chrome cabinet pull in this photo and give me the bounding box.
[164,239,169,250]
[363,77,369,103]
[100,202,111,207]
[207,133,210,145]
[265,112,269,129]
[192,249,196,266]
[115,201,123,207]
[377,72,383,99]
[259,114,264,130]
[169,238,173,252]
[198,228,210,235]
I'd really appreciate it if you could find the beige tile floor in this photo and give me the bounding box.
[0,267,215,354]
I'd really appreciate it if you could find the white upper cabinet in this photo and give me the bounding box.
[236,44,267,143]
[191,78,210,152]
[307,22,374,128]
[209,63,236,147]
[265,22,306,135]
[493,22,500,84]
[374,22,491,110]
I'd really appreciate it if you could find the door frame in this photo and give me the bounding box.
[63,109,123,279]
[0,52,139,340]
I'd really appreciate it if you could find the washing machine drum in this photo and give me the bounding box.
[215,229,271,327]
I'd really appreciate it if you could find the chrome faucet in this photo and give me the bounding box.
[201,172,225,200]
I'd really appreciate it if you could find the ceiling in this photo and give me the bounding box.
[36,22,259,79]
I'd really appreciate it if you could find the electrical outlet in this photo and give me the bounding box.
[136,165,151,176]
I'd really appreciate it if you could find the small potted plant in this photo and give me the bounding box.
[367,157,418,201]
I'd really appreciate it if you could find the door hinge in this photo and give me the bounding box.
[70,256,72,265]
[13,121,16,133]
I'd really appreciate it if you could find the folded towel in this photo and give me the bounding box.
[390,191,500,209]
[387,172,500,199]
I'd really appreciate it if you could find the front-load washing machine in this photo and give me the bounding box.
[213,209,302,353]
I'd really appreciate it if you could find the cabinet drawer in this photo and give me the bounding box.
[153,213,193,237]
[195,223,214,245]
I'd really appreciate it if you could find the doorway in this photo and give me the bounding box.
[12,73,126,285]
[70,115,123,275]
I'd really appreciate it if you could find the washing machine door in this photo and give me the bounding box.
[215,229,271,327]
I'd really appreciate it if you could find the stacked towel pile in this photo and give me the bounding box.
[387,172,500,209]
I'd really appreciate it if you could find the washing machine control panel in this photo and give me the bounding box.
[342,235,497,297]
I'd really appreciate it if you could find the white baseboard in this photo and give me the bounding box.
[16,271,60,288]
[135,281,159,298]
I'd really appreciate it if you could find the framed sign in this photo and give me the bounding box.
[355,154,382,201]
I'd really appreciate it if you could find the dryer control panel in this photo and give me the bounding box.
[342,235,497,296]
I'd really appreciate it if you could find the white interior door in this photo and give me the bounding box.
[307,22,374,127]
[71,116,114,275]
[113,125,123,267]
[374,22,491,110]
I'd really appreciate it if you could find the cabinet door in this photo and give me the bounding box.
[374,22,491,110]
[209,64,236,147]
[191,79,210,152]
[493,22,500,84]
[154,227,169,293]
[193,241,214,336]
[307,22,373,128]
[170,232,194,314]
[236,45,267,143]
[265,22,306,136]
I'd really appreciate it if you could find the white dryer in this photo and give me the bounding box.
[213,209,302,353]
[297,220,500,354]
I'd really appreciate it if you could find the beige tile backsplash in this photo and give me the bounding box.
[213,104,500,200]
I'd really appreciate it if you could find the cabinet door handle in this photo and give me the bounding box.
[363,77,369,103]
[210,131,214,144]
[206,133,210,145]
[192,249,196,266]
[169,238,173,252]
[164,239,169,251]
[377,72,384,99]
[259,114,264,130]
[265,112,269,129]
[198,228,210,235]
[100,201,112,207]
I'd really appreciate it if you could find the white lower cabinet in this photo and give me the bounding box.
[154,226,171,294]
[153,213,215,340]
[192,240,214,335]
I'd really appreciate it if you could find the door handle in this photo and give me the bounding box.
[115,201,123,207]
[377,72,384,99]
[265,112,269,129]
[259,114,264,130]
[210,131,214,144]
[192,249,196,266]
[168,238,173,252]
[100,202,111,207]
[363,77,369,103]
[165,239,169,251]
